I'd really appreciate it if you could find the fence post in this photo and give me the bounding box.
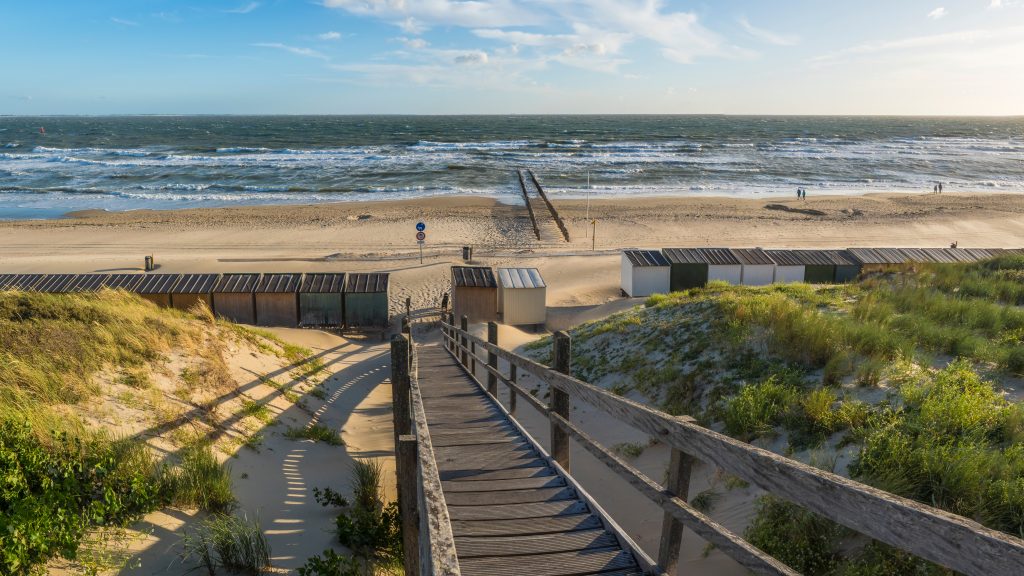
[487,322,498,397]
[391,334,411,442]
[402,316,410,335]
[460,315,469,367]
[551,331,571,470]
[397,434,420,576]
[509,364,518,415]
[657,447,695,573]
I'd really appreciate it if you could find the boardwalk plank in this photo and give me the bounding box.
[455,529,619,558]
[452,514,603,537]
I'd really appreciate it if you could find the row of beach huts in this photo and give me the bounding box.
[0,272,389,328]
[621,247,1024,297]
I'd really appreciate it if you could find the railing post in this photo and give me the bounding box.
[391,334,411,442]
[460,315,469,367]
[486,322,499,397]
[471,340,477,377]
[657,447,695,573]
[397,434,420,576]
[551,331,571,470]
[509,364,518,415]
[402,316,411,335]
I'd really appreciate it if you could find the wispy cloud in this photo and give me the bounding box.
[811,25,1024,65]
[111,17,139,27]
[253,42,329,60]
[225,2,261,14]
[738,16,799,46]
[322,0,539,31]
[928,7,948,19]
[318,31,342,41]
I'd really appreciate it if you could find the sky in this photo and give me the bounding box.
[1,1,1023,115]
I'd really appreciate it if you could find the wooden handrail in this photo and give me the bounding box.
[527,169,571,242]
[440,320,1024,576]
[516,169,542,241]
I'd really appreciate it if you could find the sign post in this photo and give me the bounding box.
[415,222,426,264]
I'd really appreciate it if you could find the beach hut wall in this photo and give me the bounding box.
[731,248,776,286]
[344,273,389,327]
[254,273,301,327]
[299,273,345,327]
[620,250,671,297]
[69,274,110,292]
[170,273,219,313]
[131,274,180,307]
[661,247,740,289]
[497,267,547,326]
[211,273,259,324]
[451,266,499,323]
[764,250,805,283]
[101,274,145,291]
[4,274,45,291]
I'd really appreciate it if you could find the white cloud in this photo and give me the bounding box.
[226,2,261,14]
[253,43,330,60]
[811,25,1024,65]
[318,31,342,41]
[928,7,947,19]
[111,17,139,26]
[322,0,540,31]
[399,37,430,49]
[738,16,799,46]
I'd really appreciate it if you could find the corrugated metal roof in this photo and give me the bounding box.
[731,248,775,266]
[789,250,857,266]
[213,273,259,293]
[300,273,346,293]
[900,248,938,263]
[498,267,546,289]
[0,274,16,290]
[34,274,81,293]
[943,249,979,263]
[69,275,110,292]
[623,249,671,267]
[5,274,45,290]
[962,248,996,261]
[173,274,219,294]
[101,274,145,290]
[917,248,960,263]
[847,248,908,265]
[451,266,498,288]
[346,272,389,293]
[256,273,301,293]
[662,248,739,266]
[763,250,803,267]
[134,274,182,294]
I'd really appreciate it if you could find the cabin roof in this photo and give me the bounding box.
[300,273,346,293]
[100,274,145,290]
[255,273,301,293]
[623,249,671,267]
[661,248,738,266]
[173,273,220,294]
[498,267,546,289]
[134,274,182,294]
[730,248,775,266]
[788,250,858,266]
[346,273,389,293]
[212,273,259,293]
[452,266,497,288]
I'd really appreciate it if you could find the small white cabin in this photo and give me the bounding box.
[621,250,671,297]
[732,248,776,286]
[765,250,806,283]
[497,267,547,326]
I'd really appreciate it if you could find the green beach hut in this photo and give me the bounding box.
[345,273,389,328]
[299,273,346,327]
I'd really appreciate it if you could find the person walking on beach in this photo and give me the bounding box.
[797,188,802,200]
[938,182,943,194]
[934,185,938,194]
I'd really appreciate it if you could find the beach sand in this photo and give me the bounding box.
[10,192,1024,574]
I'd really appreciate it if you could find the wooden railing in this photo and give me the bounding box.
[516,169,542,241]
[439,314,1024,576]
[526,169,571,242]
[391,328,461,575]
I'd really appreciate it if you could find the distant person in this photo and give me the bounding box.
[797,188,801,199]
[934,185,938,194]
[803,188,808,199]
[441,292,449,312]
[938,182,943,194]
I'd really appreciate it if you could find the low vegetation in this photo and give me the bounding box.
[182,514,270,576]
[286,423,344,445]
[525,256,1024,574]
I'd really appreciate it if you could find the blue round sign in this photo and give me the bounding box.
[416,222,426,232]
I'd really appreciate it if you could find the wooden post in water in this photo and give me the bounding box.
[487,322,498,397]
[391,335,411,441]
[397,434,420,576]
[551,331,571,470]
[657,447,695,573]
[460,315,469,367]
[509,364,518,415]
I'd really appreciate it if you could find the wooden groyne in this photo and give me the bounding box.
[515,170,542,241]
[526,169,571,242]
[392,314,1024,575]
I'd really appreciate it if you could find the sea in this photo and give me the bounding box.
[0,115,1022,219]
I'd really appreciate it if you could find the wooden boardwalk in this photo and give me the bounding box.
[416,343,644,576]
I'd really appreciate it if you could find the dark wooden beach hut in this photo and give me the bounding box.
[131,274,180,307]
[662,248,741,291]
[211,274,259,324]
[344,273,389,328]
[788,250,860,283]
[451,266,498,323]
[2,274,45,291]
[170,274,218,313]
[299,273,345,327]
[254,273,301,327]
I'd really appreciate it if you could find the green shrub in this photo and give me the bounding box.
[316,460,402,570]
[285,424,343,446]
[298,549,362,576]
[164,445,235,513]
[745,496,845,574]
[720,377,799,441]
[182,514,270,576]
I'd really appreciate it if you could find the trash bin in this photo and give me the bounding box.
[462,246,473,261]
[144,255,154,271]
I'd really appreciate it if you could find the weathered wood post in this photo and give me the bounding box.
[657,446,696,573]
[509,364,518,414]
[405,296,411,319]
[551,331,571,470]
[402,316,411,334]
[471,339,477,377]
[397,434,420,576]
[486,322,499,397]
[460,315,469,367]
[391,334,412,442]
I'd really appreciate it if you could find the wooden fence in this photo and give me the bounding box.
[438,314,1024,576]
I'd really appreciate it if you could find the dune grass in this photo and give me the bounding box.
[182,513,270,576]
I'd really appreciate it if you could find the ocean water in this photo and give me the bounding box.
[1,115,1022,219]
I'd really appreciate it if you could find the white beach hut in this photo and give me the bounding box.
[732,248,776,286]
[765,250,805,283]
[621,250,671,297]
[497,267,547,326]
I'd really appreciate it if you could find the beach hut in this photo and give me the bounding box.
[451,266,498,323]
[497,267,547,327]
[345,273,390,327]
[732,249,776,286]
[786,250,860,283]
[662,248,743,290]
[132,274,180,307]
[621,250,671,297]
[847,248,908,273]
[765,250,805,283]
[211,274,259,324]
[3,274,45,291]
[170,274,218,313]
[299,273,346,327]
[100,274,145,291]
[254,273,301,327]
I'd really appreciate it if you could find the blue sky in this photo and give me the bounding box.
[2,1,1022,115]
